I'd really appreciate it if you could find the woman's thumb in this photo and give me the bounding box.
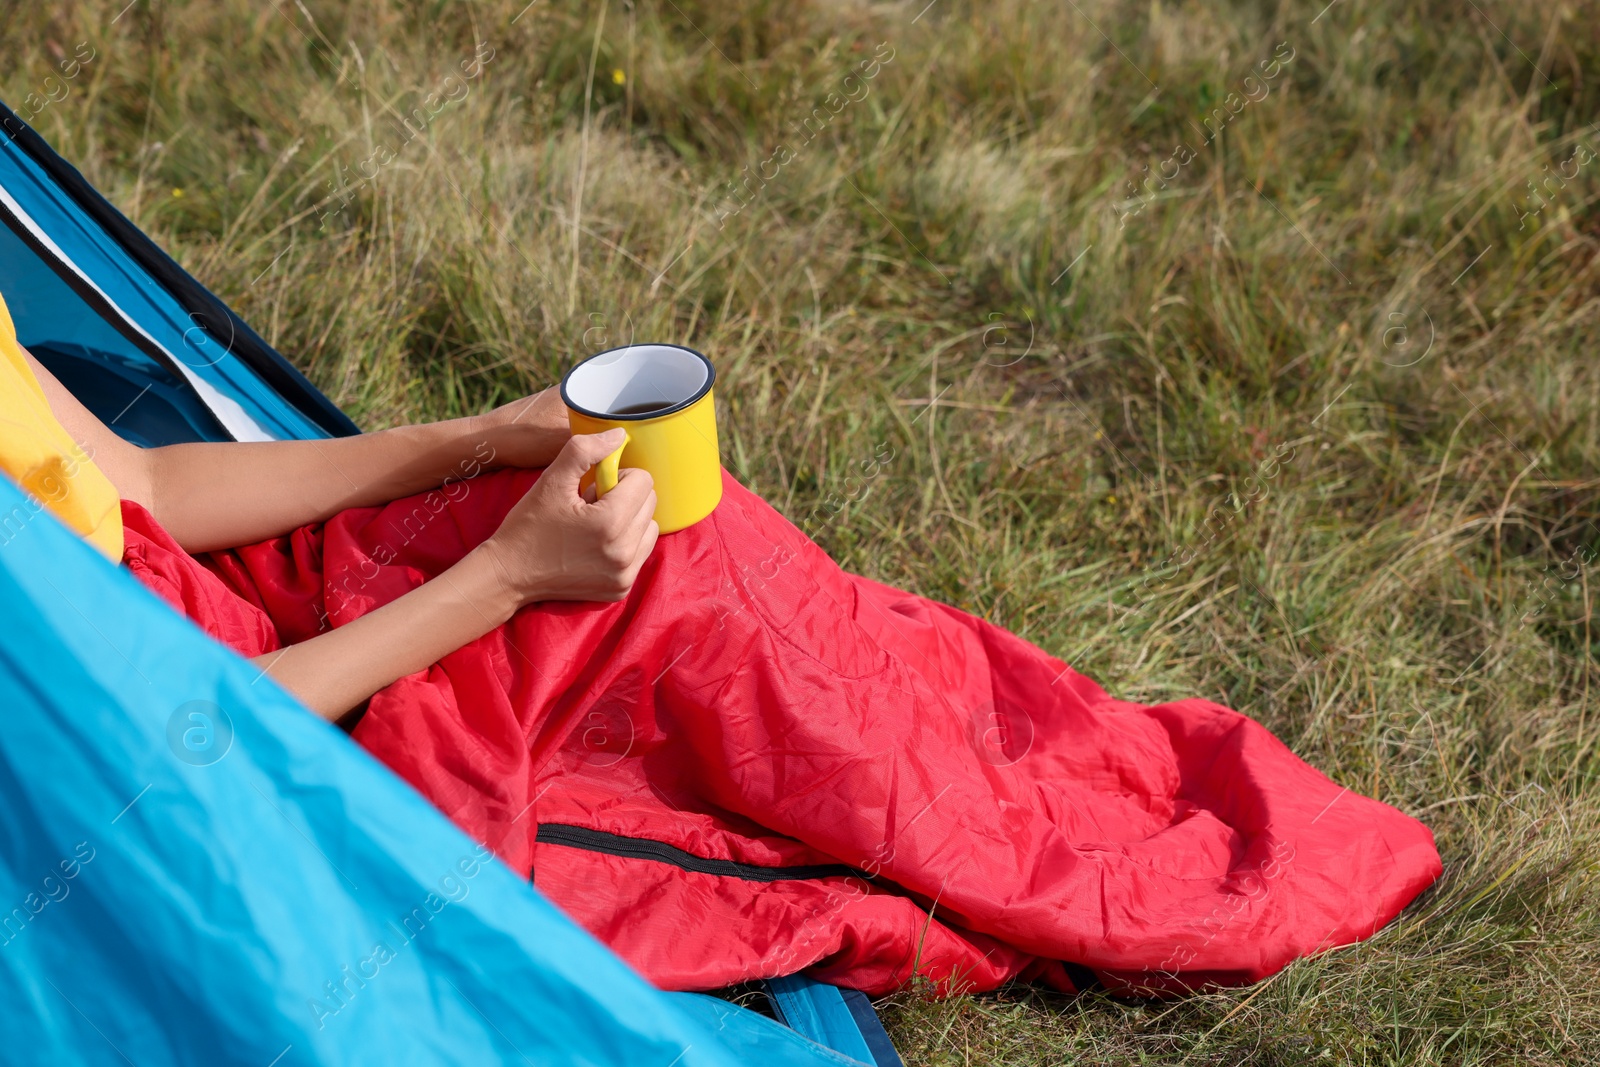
[545,429,626,493]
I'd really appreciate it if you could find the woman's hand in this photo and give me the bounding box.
[252,430,655,722]
[476,387,573,470]
[479,429,660,607]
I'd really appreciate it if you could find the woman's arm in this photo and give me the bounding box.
[25,345,659,720]
[23,345,572,552]
[254,429,658,722]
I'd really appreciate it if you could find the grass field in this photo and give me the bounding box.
[7,0,1600,1062]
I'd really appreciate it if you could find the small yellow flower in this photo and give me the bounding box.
[1107,494,1118,504]
[171,188,185,198]
[611,68,626,85]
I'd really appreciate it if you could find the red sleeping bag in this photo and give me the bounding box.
[121,467,1441,996]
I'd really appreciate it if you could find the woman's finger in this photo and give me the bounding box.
[624,490,658,543]
[628,521,660,574]
[546,430,627,496]
[598,466,656,515]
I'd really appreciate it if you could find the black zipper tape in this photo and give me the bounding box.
[536,824,872,884]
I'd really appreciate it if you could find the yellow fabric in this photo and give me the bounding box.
[0,292,124,560]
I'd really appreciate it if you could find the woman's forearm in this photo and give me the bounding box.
[247,432,658,722]
[146,415,503,552]
[251,543,520,722]
[246,432,656,722]
[25,341,570,553]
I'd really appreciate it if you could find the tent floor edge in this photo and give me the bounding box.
[838,988,905,1067]
[763,975,904,1067]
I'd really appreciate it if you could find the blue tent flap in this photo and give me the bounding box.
[0,477,860,1066]
[0,100,358,442]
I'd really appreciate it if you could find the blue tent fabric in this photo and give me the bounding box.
[840,988,906,1067]
[767,977,879,1065]
[0,476,863,1067]
[0,103,357,443]
[766,978,904,1067]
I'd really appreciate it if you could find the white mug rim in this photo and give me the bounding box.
[560,343,715,421]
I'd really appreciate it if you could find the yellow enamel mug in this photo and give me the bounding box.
[560,343,722,534]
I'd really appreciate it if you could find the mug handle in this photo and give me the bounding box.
[593,430,630,498]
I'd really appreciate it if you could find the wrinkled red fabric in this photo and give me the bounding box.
[120,469,1442,996]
